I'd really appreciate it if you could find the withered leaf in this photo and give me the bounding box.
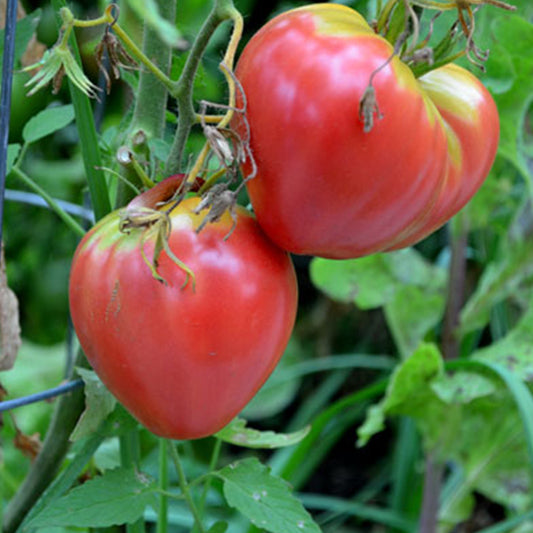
[0,244,21,370]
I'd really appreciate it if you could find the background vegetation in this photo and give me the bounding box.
[2,0,533,532]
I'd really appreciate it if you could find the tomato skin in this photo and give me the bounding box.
[69,194,297,440]
[234,4,499,258]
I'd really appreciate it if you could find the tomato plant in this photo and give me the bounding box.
[234,3,500,258]
[68,178,298,440]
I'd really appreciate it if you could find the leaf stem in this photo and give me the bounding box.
[120,430,146,533]
[169,442,206,533]
[10,167,86,238]
[157,439,169,533]
[192,438,223,533]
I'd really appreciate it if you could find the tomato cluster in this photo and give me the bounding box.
[70,4,499,440]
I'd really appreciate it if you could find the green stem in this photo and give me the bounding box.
[112,23,174,92]
[130,0,175,139]
[115,0,176,207]
[120,430,145,533]
[165,0,237,175]
[52,0,111,221]
[157,440,169,533]
[200,438,222,510]
[10,167,86,238]
[191,438,223,533]
[169,442,206,533]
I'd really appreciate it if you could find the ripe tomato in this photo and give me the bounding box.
[234,4,499,258]
[69,179,298,440]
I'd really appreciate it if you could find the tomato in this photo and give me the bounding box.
[233,3,499,258]
[69,178,298,440]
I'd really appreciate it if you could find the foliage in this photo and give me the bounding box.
[1,0,533,532]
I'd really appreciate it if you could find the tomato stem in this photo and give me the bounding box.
[165,0,243,176]
[169,442,207,533]
[157,440,169,533]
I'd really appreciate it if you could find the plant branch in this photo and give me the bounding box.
[165,0,239,175]
[114,0,176,207]
[10,167,86,238]
[169,442,206,533]
[418,214,469,533]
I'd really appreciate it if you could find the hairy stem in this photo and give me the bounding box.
[115,0,176,207]
[170,443,206,533]
[131,1,176,139]
[165,0,238,175]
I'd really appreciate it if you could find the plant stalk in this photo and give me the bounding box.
[115,0,176,207]
[165,0,238,175]
[418,215,469,533]
[170,442,206,533]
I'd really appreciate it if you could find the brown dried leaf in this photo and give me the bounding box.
[0,245,21,370]
[14,429,42,461]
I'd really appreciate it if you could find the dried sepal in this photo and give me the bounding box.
[119,207,195,289]
[95,25,138,94]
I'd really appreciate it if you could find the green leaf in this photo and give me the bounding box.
[385,284,445,358]
[217,458,321,533]
[311,249,446,357]
[28,467,158,528]
[460,240,533,336]
[358,344,449,447]
[0,10,41,72]
[216,418,310,449]
[70,368,116,442]
[127,0,185,48]
[471,297,533,382]
[487,15,533,183]
[6,144,20,173]
[207,521,228,533]
[22,104,75,144]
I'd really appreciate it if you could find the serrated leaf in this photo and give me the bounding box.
[472,296,533,382]
[311,249,446,356]
[217,458,321,533]
[460,240,533,336]
[357,344,456,449]
[28,467,158,528]
[70,368,116,441]
[22,104,75,144]
[216,418,310,449]
[385,284,445,358]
